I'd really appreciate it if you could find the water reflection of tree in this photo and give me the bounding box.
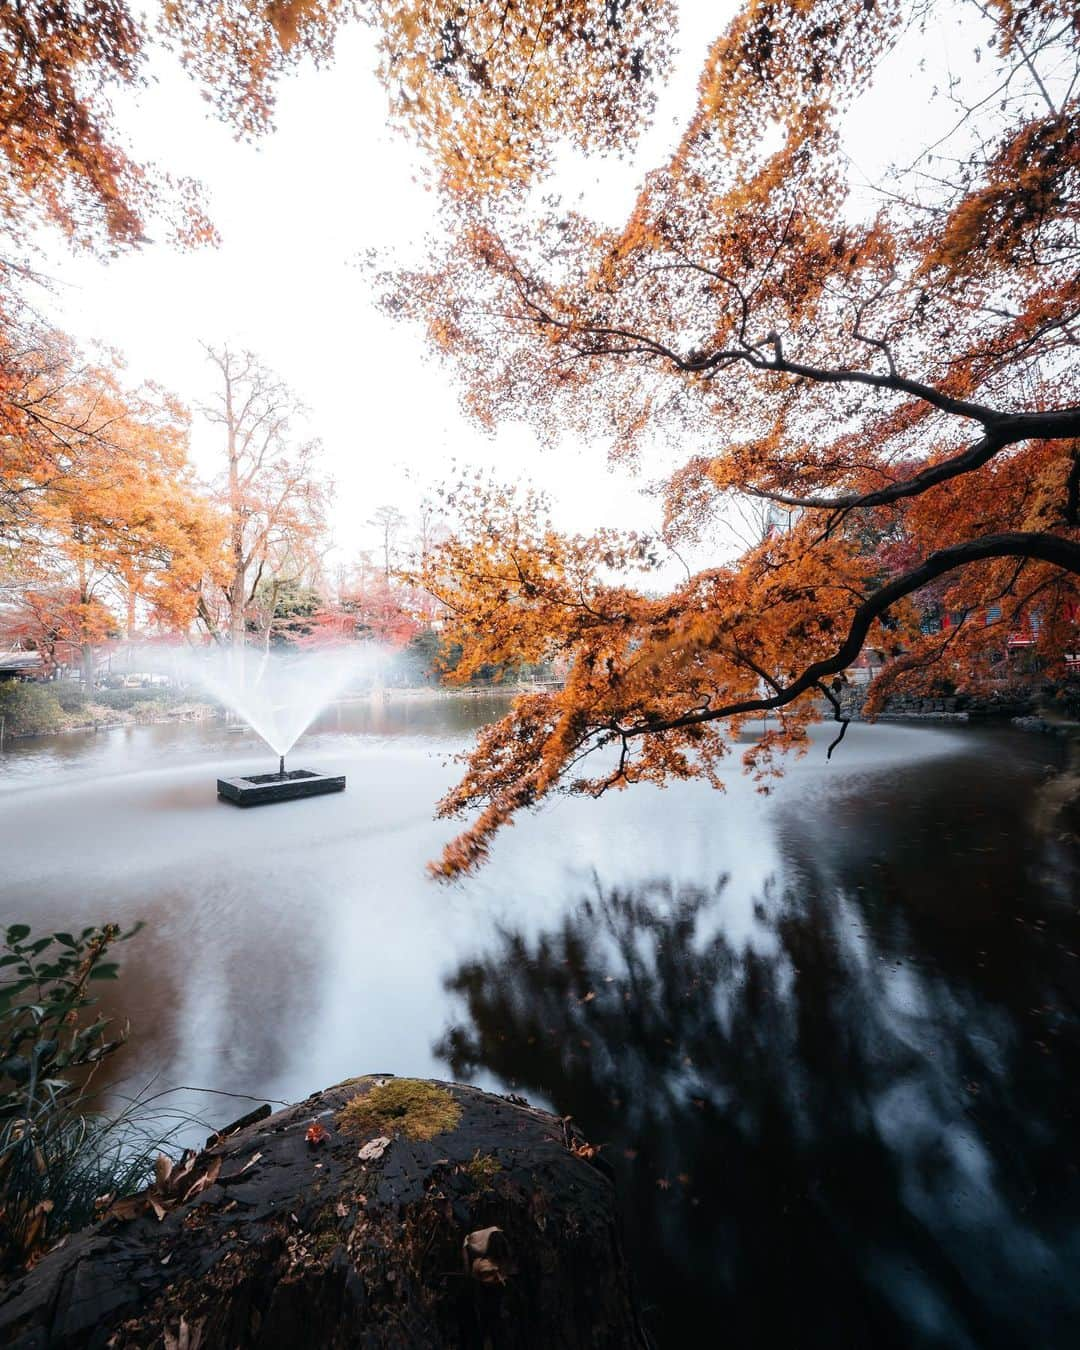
[437,867,1080,1349]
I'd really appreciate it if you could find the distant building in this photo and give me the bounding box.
[0,650,43,680]
[762,503,797,538]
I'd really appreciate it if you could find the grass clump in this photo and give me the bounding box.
[0,921,171,1274]
[336,1078,461,1142]
[464,1150,501,1190]
[92,688,166,711]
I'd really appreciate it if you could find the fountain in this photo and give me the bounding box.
[215,755,346,806]
[163,645,372,806]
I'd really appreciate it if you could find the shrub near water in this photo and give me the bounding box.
[0,922,154,1273]
[0,683,62,736]
[54,684,88,714]
[92,687,166,711]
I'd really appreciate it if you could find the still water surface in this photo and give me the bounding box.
[1,698,1078,1348]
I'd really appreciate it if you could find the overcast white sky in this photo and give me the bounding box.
[31,2,992,574]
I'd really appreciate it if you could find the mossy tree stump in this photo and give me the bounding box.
[0,1076,649,1348]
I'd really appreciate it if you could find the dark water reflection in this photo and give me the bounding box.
[1,705,1078,1346]
[439,745,1080,1349]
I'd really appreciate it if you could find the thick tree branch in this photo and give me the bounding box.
[743,407,1080,512]
[625,532,1080,738]
[756,336,1000,425]
[743,432,1008,510]
[528,306,1080,507]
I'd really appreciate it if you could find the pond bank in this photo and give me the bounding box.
[0,1076,645,1350]
[0,683,515,741]
[837,683,1080,735]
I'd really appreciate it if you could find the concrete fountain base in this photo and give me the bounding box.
[217,768,346,806]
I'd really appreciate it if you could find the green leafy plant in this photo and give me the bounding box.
[54,685,88,714]
[0,683,62,736]
[91,688,166,711]
[0,922,147,1271]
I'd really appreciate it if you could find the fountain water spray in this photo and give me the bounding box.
[156,642,388,805]
[166,643,381,761]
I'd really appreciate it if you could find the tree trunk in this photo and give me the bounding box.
[229,566,247,649]
[0,1077,648,1350]
[77,567,94,689]
[226,364,247,651]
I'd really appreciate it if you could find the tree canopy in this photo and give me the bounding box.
[0,0,670,253]
[378,0,1080,875]
[0,304,225,676]
[0,0,369,251]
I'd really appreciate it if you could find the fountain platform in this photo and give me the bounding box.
[217,769,346,807]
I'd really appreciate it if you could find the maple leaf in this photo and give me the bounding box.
[305,1120,331,1146]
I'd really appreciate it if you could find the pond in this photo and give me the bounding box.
[1,698,1078,1348]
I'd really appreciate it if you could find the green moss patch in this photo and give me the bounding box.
[464,1151,502,1190]
[336,1078,462,1142]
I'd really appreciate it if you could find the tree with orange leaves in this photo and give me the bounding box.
[3,0,669,253]
[0,586,118,678]
[374,0,1080,875]
[3,336,225,682]
[1,3,356,667]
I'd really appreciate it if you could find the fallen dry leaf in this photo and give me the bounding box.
[182,1156,222,1203]
[19,1199,54,1256]
[163,1315,205,1350]
[471,1257,504,1284]
[463,1226,514,1285]
[103,1194,145,1222]
[357,1135,391,1161]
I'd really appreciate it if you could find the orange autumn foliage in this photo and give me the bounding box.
[0,2,350,660]
[1,313,225,666]
[2,0,1076,874]
[378,1,1080,875]
[0,587,118,675]
[2,1,669,251]
[372,0,675,196]
[0,1,366,251]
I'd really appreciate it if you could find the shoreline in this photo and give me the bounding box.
[3,681,1076,744]
[0,682,523,743]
